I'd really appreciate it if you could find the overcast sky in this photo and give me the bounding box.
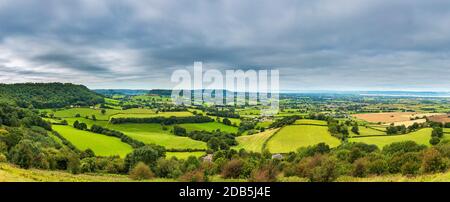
[1,0,450,91]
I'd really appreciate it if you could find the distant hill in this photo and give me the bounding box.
[94,89,150,96]
[0,83,104,108]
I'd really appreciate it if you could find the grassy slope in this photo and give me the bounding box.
[348,128,437,148]
[349,126,387,137]
[179,122,238,133]
[52,125,133,157]
[233,128,279,152]
[107,123,207,150]
[5,162,450,182]
[266,125,341,153]
[294,119,327,125]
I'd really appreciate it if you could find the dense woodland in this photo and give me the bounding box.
[0,83,104,108]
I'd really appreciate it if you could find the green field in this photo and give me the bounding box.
[48,108,155,120]
[52,125,133,157]
[233,129,279,152]
[266,125,341,153]
[350,126,387,137]
[179,122,238,133]
[110,111,192,119]
[294,119,327,125]
[256,121,272,128]
[349,128,436,148]
[166,152,205,159]
[107,123,207,150]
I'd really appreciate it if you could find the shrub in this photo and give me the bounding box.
[249,164,278,182]
[0,153,6,162]
[8,139,46,169]
[382,141,426,155]
[129,162,154,180]
[352,158,368,177]
[80,149,96,159]
[221,159,245,179]
[124,145,165,170]
[421,148,447,173]
[430,137,441,145]
[154,158,182,178]
[294,154,339,182]
[80,157,97,173]
[309,156,339,182]
[179,169,207,182]
[367,159,388,175]
[401,161,421,175]
[388,152,421,174]
[67,153,81,174]
[432,127,444,138]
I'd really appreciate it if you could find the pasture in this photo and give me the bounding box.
[266,125,341,153]
[106,123,207,150]
[110,111,192,119]
[348,128,435,148]
[179,122,238,133]
[350,126,387,137]
[52,125,133,158]
[233,129,279,152]
[294,119,327,125]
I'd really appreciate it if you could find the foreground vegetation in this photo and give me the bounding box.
[3,83,450,182]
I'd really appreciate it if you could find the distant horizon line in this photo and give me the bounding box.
[92,88,450,94]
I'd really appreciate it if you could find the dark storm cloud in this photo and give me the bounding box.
[1,0,450,90]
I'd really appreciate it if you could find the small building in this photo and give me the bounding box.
[202,154,213,162]
[271,154,283,159]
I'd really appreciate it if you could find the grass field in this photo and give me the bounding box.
[350,126,387,137]
[294,119,327,125]
[110,111,192,118]
[349,128,436,148]
[166,152,205,159]
[233,129,279,152]
[179,122,238,133]
[266,125,341,153]
[52,125,133,157]
[49,108,156,120]
[107,123,207,150]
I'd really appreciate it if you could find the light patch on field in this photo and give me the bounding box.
[107,123,207,150]
[52,125,133,158]
[353,112,445,124]
[266,125,341,153]
[233,128,279,152]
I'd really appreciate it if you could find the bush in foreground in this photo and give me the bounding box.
[129,162,154,180]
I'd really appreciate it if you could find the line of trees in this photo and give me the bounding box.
[89,125,145,148]
[110,115,214,125]
[172,125,237,151]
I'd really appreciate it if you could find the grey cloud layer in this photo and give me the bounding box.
[0,0,450,90]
